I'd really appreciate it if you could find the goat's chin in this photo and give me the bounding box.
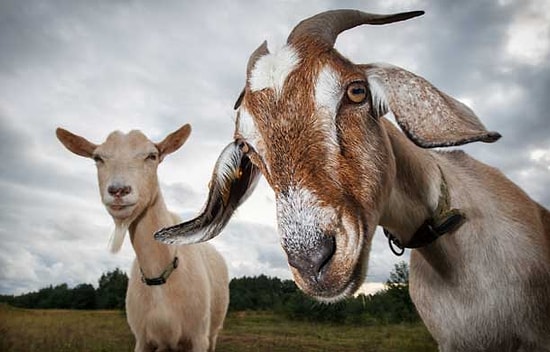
[291,241,370,303]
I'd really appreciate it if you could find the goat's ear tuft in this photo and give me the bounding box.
[156,124,191,161]
[56,127,97,158]
[364,64,501,148]
[366,75,390,119]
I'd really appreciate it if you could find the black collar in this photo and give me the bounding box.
[140,256,179,286]
[383,169,466,256]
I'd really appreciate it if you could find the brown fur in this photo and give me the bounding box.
[235,20,550,350]
[154,9,550,350]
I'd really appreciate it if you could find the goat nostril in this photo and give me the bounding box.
[108,185,132,197]
[121,186,131,196]
[319,235,336,270]
[286,235,336,279]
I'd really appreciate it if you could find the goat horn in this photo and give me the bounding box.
[287,9,424,48]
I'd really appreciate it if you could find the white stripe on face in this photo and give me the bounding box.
[249,45,300,95]
[313,64,342,157]
[314,65,342,117]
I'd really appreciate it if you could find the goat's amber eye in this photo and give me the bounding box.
[146,153,158,161]
[346,82,368,104]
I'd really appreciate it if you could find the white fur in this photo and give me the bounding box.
[366,73,389,118]
[109,221,129,253]
[236,107,260,147]
[312,65,342,171]
[276,187,337,253]
[249,45,300,95]
[314,65,342,117]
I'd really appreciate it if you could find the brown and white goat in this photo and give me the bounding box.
[155,10,550,352]
[56,125,229,352]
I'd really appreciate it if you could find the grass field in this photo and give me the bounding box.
[0,304,437,351]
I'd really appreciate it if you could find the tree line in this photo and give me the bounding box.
[0,262,419,324]
[0,268,128,310]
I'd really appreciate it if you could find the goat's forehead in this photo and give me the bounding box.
[98,130,155,153]
[246,44,357,102]
[248,45,301,94]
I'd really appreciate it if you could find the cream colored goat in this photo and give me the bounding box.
[155,10,550,352]
[56,125,229,352]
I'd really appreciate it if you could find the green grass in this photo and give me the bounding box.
[0,304,437,351]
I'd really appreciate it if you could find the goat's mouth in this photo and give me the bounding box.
[105,202,137,218]
[291,255,368,303]
[282,219,370,302]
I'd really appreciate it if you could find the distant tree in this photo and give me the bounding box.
[367,261,419,323]
[279,261,420,325]
[229,274,297,311]
[387,261,409,288]
[96,268,128,309]
[36,284,70,309]
[2,265,419,324]
[71,283,97,310]
[0,294,15,305]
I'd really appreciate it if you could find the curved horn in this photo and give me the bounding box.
[287,9,424,48]
[154,141,261,245]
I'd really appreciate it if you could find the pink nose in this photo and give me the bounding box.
[107,184,132,198]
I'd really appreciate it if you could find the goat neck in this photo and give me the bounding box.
[379,120,459,275]
[128,190,176,280]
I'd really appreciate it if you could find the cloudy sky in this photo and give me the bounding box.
[1,0,549,295]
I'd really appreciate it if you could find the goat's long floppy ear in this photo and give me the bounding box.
[156,124,191,161]
[154,141,261,245]
[364,64,501,148]
[56,128,97,158]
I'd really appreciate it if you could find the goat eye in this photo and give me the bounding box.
[346,82,368,104]
[146,153,158,161]
[93,155,104,164]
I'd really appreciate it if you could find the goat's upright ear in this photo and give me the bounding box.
[364,64,501,148]
[56,128,97,158]
[156,124,192,161]
[155,140,261,245]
